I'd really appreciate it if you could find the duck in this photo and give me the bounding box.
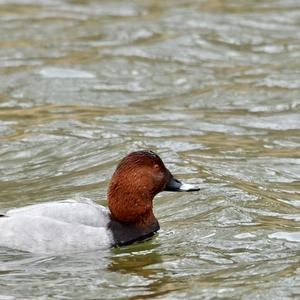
[0,150,199,253]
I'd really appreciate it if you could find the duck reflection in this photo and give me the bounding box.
[107,239,163,276]
[107,239,185,298]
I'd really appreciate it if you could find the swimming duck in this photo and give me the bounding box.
[0,150,199,253]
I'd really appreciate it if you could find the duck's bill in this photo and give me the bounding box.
[164,176,200,192]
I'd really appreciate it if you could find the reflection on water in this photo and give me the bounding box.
[0,0,300,299]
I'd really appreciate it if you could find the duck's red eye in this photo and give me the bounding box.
[154,164,160,171]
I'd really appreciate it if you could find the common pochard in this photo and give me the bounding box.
[0,150,199,253]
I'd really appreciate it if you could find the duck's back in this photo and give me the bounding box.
[0,198,113,253]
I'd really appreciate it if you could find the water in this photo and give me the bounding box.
[0,0,300,299]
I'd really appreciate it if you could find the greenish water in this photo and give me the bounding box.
[0,0,300,299]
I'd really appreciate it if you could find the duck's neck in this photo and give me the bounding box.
[108,180,160,246]
[108,215,160,247]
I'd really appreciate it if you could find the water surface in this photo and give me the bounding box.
[0,0,300,299]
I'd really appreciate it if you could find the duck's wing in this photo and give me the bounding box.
[5,198,110,228]
[0,215,113,253]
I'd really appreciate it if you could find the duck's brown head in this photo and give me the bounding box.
[108,150,199,227]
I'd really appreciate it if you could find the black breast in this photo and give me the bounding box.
[108,218,160,247]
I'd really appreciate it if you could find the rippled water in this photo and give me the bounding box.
[0,0,300,299]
